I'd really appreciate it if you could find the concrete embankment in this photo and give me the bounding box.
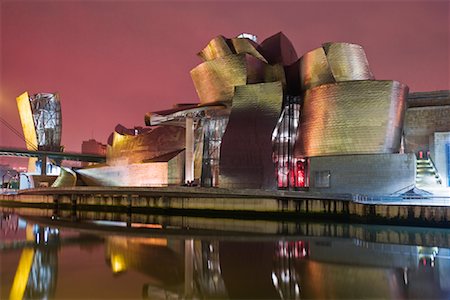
[1,187,450,227]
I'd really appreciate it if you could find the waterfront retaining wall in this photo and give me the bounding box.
[1,187,449,227]
[308,153,416,195]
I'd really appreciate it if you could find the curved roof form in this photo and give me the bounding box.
[197,35,267,63]
[229,37,268,63]
[299,47,335,91]
[323,42,374,81]
[191,54,248,104]
[257,32,298,66]
[299,42,374,90]
[197,35,233,61]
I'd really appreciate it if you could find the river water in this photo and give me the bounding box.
[1,209,450,299]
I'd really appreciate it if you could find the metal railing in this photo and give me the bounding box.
[352,193,450,206]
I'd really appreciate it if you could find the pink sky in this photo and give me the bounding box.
[1,0,449,154]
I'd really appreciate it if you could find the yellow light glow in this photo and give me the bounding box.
[9,248,35,300]
[110,253,127,273]
[16,92,38,151]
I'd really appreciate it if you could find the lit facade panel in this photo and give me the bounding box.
[16,92,38,151]
[219,82,283,189]
[299,47,335,90]
[245,55,286,87]
[51,167,76,187]
[295,80,408,157]
[77,162,171,187]
[197,35,233,61]
[190,54,247,105]
[322,42,374,81]
[17,91,62,173]
[107,125,185,166]
[229,37,268,63]
[299,43,374,91]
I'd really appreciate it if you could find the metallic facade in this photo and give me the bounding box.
[190,54,247,105]
[51,167,76,187]
[257,32,298,66]
[107,125,185,166]
[17,91,62,173]
[296,80,408,157]
[16,92,39,151]
[179,37,409,189]
[322,42,374,81]
[294,42,408,160]
[17,92,62,152]
[197,35,233,61]
[229,37,267,63]
[299,42,374,91]
[29,93,62,152]
[219,82,283,189]
[189,33,297,188]
[299,47,335,91]
[80,34,411,191]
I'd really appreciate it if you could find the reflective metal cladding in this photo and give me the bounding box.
[189,33,296,188]
[295,42,408,158]
[299,42,374,91]
[219,82,283,189]
[296,80,408,157]
[16,92,62,152]
[83,33,410,190]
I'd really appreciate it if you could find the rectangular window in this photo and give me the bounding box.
[314,171,330,188]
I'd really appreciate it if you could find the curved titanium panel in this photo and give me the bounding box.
[257,32,298,66]
[107,125,185,166]
[245,55,286,87]
[295,80,408,157]
[16,91,38,150]
[197,35,233,61]
[229,38,268,63]
[219,82,283,189]
[323,42,374,81]
[190,54,247,105]
[51,167,76,187]
[300,47,335,90]
[299,43,374,91]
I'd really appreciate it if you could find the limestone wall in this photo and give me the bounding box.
[404,106,450,154]
[308,153,416,195]
[430,132,450,186]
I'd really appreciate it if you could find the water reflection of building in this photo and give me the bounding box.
[8,222,59,300]
[105,237,228,299]
[4,214,450,299]
[271,241,307,299]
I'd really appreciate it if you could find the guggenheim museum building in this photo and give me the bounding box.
[18,33,450,195]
